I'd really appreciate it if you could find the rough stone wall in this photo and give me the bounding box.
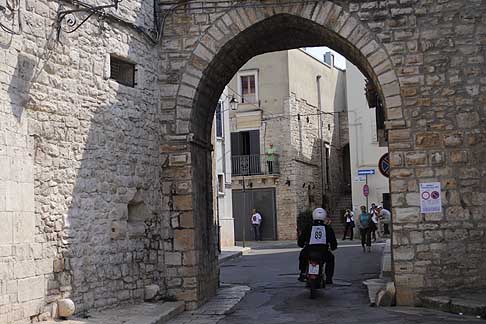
[339,112,349,148]
[289,95,346,226]
[0,0,169,322]
[261,96,295,240]
[0,41,37,322]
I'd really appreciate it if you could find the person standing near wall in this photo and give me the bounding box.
[376,206,391,236]
[251,208,263,241]
[358,205,371,252]
[370,210,379,242]
[342,209,355,240]
[266,143,275,174]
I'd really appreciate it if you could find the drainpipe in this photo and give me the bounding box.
[316,75,325,208]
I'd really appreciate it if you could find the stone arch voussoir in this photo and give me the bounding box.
[176,1,404,141]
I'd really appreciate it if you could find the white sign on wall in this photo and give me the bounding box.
[420,182,442,214]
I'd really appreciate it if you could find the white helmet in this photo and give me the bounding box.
[312,208,327,221]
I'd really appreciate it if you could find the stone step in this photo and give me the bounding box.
[46,301,185,324]
[381,239,392,278]
[420,293,486,319]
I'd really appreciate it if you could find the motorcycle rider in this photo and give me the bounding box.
[297,208,338,283]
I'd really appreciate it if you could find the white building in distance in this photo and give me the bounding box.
[346,62,390,214]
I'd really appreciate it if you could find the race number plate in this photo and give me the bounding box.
[308,263,319,275]
[309,225,327,245]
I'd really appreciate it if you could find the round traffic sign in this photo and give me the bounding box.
[422,191,430,200]
[431,191,440,199]
[363,184,369,197]
[379,153,390,178]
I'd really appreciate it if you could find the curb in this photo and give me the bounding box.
[420,295,486,319]
[219,251,243,264]
[158,301,186,323]
[381,239,392,278]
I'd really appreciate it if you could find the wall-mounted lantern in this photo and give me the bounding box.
[230,96,239,111]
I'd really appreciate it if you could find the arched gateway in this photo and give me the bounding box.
[160,1,486,308]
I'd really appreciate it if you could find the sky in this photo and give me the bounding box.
[302,46,347,70]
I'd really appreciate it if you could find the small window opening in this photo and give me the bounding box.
[324,143,330,187]
[110,56,136,87]
[240,74,257,103]
[217,174,224,195]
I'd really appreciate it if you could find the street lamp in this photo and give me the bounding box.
[230,96,239,110]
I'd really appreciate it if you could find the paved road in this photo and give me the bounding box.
[219,241,481,324]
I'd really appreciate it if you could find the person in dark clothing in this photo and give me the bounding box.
[342,209,355,240]
[297,208,338,284]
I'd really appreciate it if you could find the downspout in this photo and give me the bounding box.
[316,75,325,208]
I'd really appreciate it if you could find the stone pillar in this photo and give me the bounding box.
[162,136,218,309]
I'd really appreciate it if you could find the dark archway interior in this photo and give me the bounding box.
[190,13,381,143]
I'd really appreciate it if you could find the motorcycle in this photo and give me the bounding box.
[306,249,325,299]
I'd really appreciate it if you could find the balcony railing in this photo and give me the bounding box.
[231,154,279,176]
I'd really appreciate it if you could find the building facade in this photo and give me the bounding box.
[346,62,390,216]
[212,90,235,247]
[228,49,349,240]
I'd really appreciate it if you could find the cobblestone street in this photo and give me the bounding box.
[169,242,482,324]
[167,286,250,324]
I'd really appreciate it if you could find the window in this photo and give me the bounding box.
[238,70,258,104]
[231,130,260,156]
[215,102,223,138]
[231,130,261,175]
[217,174,224,195]
[110,56,136,87]
[325,143,330,186]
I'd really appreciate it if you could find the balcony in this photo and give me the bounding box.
[231,154,280,176]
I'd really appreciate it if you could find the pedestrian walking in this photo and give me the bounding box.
[342,209,355,240]
[266,143,276,174]
[251,209,263,241]
[358,205,371,252]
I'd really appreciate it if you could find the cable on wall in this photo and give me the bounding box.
[0,0,22,35]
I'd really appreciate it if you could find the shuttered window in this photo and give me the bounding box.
[110,56,136,87]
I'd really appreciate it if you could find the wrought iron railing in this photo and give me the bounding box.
[231,154,279,176]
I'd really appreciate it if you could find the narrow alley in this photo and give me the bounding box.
[169,241,482,324]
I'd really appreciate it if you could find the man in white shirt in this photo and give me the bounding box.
[376,206,391,235]
[251,209,263,241]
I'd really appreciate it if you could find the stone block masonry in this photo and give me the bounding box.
[162,0,486,310]
[1,0,170,322]
[0,0,485,322]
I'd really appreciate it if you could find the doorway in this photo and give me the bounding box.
[232,188,277,241]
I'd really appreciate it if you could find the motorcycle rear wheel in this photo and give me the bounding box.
[309,279,319,299]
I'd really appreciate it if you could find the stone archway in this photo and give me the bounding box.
[159,1,486,308]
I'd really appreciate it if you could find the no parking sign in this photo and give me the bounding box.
[363,184,369,197]
[420,182,442,213]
